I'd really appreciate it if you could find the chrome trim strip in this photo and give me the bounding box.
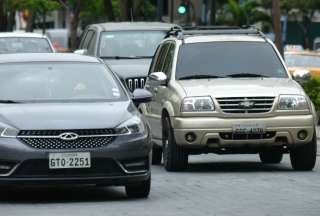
[115,161,148,174]
[0,163,20,177]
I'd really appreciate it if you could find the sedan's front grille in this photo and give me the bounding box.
[126,77,146,92]
[18,129,116,149]
[216,97,275,114]
[19,137,115,150]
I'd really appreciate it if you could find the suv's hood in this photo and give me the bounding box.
[0,101,133,130]
[178,78,304,97]
[104,59,151,78]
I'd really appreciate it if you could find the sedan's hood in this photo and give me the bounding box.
[104,59,152,78]
[0,101,133,130]
[178,78,304,97]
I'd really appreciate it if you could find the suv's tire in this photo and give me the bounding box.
[152,147,162,165]
[125,176,151,198]
[162,116,188,171]
[259,150,283,164]
[290,132,317,171]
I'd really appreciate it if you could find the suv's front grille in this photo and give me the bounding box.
[126,77,146,92]
[18,129,116,150]
[216,97,275,114]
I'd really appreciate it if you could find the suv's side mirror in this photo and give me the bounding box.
[149,72,167,85]
[132,89,152,106]
[74,49,88,55]
[292,69,311,83]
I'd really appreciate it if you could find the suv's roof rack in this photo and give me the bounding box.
[165,25,266,40]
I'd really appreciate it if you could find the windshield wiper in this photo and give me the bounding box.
[100,56,153,59]
[179,75,223,80]
[227,73,269,78]
[0,100,22,104]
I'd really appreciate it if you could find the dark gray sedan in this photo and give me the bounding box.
[0,53,152,198]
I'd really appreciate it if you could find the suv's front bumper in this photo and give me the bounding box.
[171,115,315,148]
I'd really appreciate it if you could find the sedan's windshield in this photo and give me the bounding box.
[0,63,126,102]
[0,37,53,53]
[176,41,288,80]
[285,53,320,68]
[99,31,166,58]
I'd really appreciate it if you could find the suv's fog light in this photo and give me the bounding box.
[297,130,308,140]
[185,132,196,143]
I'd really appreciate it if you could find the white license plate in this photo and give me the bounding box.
[49,152,91,169]
[232,123,265,134]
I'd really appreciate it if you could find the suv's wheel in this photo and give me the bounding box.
[125,176,151,198]
[152,146,162,165]
[259,150,283,164]
[162,116,188,171]
[290,132,317,171]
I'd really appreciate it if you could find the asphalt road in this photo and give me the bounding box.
[1,150,320,216]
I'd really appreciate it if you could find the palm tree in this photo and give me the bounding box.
[217,0,270,26]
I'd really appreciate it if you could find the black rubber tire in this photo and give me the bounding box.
[162,116,188,171]
[152,147,162,165]
[125,176,151,198]
[259,150,283,164]
[290,132,317,171]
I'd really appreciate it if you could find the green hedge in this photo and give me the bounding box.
[303,77,320,112]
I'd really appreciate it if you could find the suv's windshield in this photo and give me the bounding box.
[176,41,288,80]
[0,37,52,53]
[0,62,126,103]
[99,31,166,58]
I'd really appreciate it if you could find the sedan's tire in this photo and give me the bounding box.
[162,116,188,172]
[152,147,162,165]
[259,150,283,164]
[125,176,151,198]
[290,132,317,171]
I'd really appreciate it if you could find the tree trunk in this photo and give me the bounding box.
[42,10,47,35]
[209,0,216,25]
[26,9,35,32]
[104,0,115,21]
[118,0,130,21]
[0,0,7,31]
[69,0,81,51]
[272,0,283,56]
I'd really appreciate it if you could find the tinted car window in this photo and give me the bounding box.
[0,37,52,53]
[176,42,288,79]
[154,43,170,72]
[99,31,166,58]
[0,63,126,102]
[163,43,175,76]
[81,30,95,49]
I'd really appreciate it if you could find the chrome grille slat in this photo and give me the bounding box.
[126,77,146,92]
[216,97,275,114]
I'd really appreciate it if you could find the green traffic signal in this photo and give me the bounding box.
[177,3,188,15]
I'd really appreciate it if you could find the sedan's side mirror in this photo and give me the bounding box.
[292,69,311,84]
[149,72,167,86]
[74,49,88,55]
[132,89,152,106]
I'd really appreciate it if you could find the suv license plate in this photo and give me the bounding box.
[49,152,91,169]
[232,123,265,134]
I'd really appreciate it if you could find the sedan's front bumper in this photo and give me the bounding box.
[0,133,151,186]
[171,114,315,148]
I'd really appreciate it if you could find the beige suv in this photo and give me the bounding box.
[140,28,317,171]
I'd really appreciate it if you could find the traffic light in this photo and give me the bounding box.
[177,1,189,15]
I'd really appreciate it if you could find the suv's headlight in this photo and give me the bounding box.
[115,116,145,134]
[0,125,19,138]
[181,96,215,112]
[277,95,309,111]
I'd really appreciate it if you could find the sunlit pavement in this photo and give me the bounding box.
[1,152,320,216]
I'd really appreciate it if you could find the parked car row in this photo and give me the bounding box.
[0,23,317,199]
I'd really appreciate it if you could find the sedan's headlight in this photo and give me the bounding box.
[277,95,309,111]
[116,116,145,134]
[0,126,19,138]
[181,96,215,112]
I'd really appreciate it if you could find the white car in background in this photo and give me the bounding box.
[0,32,55,54]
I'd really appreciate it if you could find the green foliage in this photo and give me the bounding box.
[11,0,60,13]
[217,0,271,26]
[303,77,320,112]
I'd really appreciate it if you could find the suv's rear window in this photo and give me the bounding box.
[176,41,288,79]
